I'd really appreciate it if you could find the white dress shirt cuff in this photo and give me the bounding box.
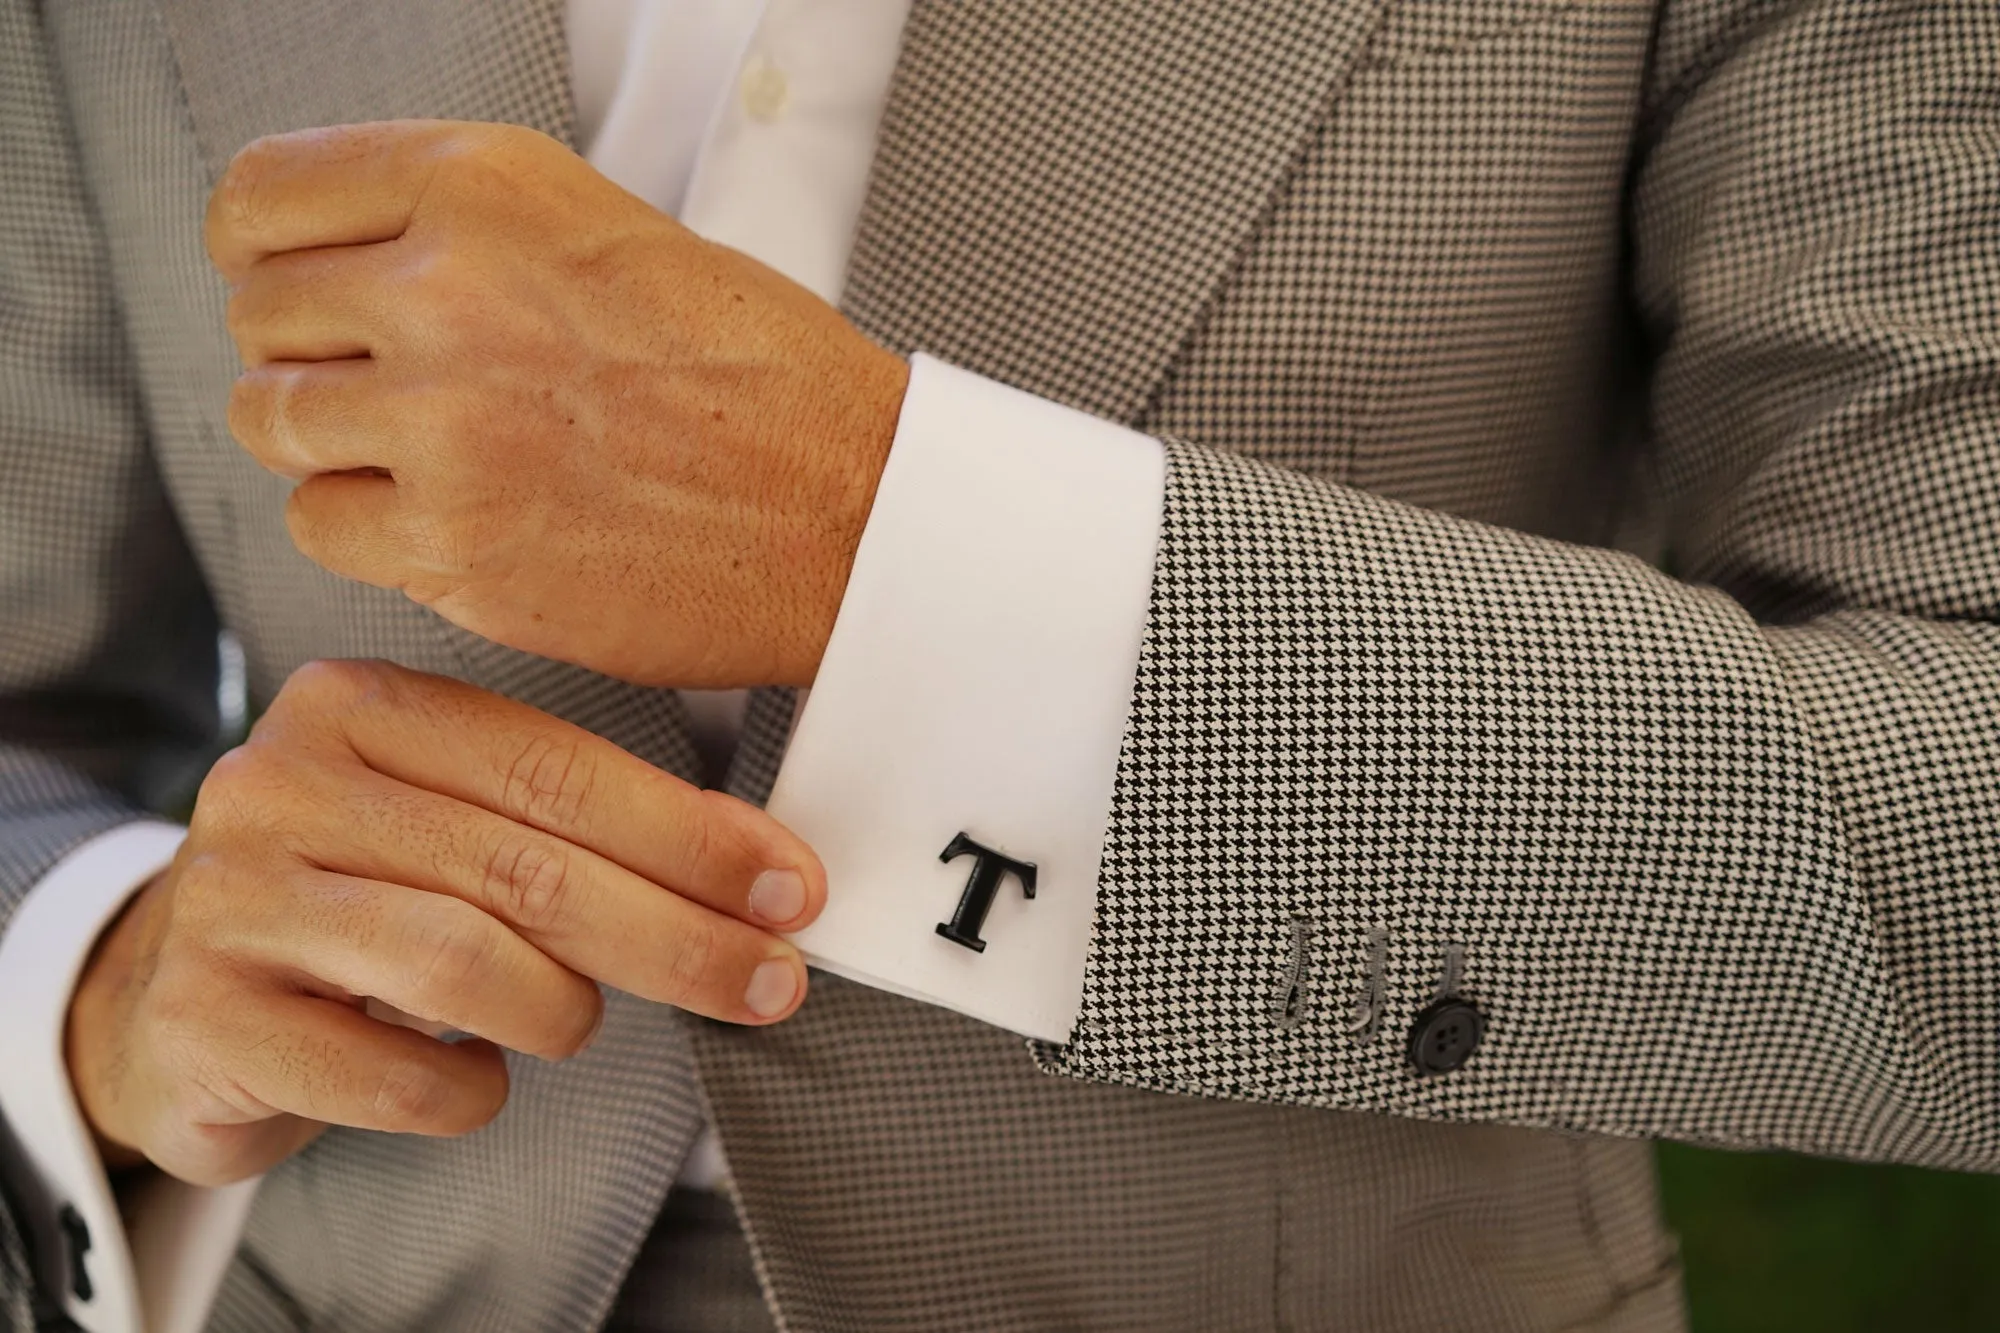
[771,354,1165,1043]
[0,821,258,1333]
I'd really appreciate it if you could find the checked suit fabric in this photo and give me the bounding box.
[5,0,1998,1328]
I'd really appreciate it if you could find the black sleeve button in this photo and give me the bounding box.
[1407,998,1485,1075]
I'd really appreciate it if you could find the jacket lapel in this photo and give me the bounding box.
[151,0,574,180]
[841,0,1392,427]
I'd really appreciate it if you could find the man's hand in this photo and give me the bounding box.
[207,120,910,690]
[65,659,824,1187]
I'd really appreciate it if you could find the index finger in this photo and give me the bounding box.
[205,120,456,282]
[280,660,826,925]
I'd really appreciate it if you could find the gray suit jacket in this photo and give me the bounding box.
[6,0,1996,1328]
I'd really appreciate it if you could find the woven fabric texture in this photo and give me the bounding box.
[5,0,1994,1329]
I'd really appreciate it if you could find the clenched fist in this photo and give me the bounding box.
[65,659,824,1187]
[208,120,910,690]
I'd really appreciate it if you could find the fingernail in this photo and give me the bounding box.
[744,958,800,1019]
[748,869,807,927]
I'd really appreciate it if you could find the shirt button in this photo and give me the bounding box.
[1406,998,1485,1075]
[740,57,790,123]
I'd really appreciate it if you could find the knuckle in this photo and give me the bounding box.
[162,1038,233,1110]
[162,849,233,925]
[146,985,211,1063]
[403,246,461,307]
[402,249,488,338]
[402,904,495,1004]
[500,731,597,830]
[680,793,723,873]
[479,832,577,934]
[404,499,477,580]
[192,748,286,836]
[282,656,361,704]
[211,138,282,235]
[281,657,393,714]
[475,121,538,154]
[430,128,515,193]
[224,372,266,444]
[691,790,764,874]
[655,919,715,1008]
[196,743,263,802]
[196,736,328,839]
[149,1000,243,1112]
[426,125,487,166]
[369,1056,455,1128]
[226,368,304,463]
[154,1075,215,1140]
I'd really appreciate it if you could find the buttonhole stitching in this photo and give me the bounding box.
[1280,912,1328,1024]
[1344,927,1390,1044]
[1277,916,1314,1030]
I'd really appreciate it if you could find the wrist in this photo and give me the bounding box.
[783,345,909,687]
[64,871,166,1173]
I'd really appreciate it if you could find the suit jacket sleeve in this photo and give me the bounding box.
[0,0,222,1308]
[1041,0,2000,1169]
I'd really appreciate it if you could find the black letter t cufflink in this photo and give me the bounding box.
[936,833,1037,953]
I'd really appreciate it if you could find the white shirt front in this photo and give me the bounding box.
[0,3,1166,1329]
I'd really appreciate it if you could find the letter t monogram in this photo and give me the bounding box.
[936,833,1037,953]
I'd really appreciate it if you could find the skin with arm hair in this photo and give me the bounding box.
[209,119,909,692]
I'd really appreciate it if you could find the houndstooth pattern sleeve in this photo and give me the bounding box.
[1043,0,2000,1170]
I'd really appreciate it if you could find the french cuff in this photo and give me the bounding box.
[0,822,258,1333]
[770,354,1165,1043]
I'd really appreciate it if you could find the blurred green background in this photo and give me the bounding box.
[1658,1143,2000,1330]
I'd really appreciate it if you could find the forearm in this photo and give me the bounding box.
[1039,438,1999,1167]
